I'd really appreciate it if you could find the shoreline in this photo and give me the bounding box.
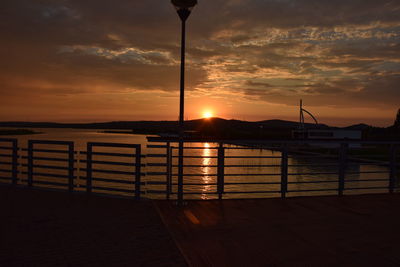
[0,129,41,136]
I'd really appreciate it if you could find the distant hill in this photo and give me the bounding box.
[0,118,329,139]
[0,118,332,133]
[2,118,396,140]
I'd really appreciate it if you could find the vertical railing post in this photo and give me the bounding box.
[178,140,184,205]
[68,142,74,192]
[217,142,225,200]
[11,139,18,185]
[389,145,397,194]
[77,151,81,188]
[86,143,92,193]
[27,140,33,187]
[338,142,348,196]
[166,142,172,200]
[280,145,288,198]
[135,145,142,200]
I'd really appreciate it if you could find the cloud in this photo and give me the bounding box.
[0,0,399,123]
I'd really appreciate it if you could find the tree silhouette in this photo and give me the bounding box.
[394,108,400,129]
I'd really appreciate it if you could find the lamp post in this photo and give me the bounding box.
[171,0,197,204]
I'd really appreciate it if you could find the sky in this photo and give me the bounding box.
[1,0,399,127]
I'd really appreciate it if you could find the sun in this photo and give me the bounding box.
[202,110,213,119]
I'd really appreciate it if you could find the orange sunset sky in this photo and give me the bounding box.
[1,0,399,127]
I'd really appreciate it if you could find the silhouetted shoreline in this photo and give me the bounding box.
[0,118,398,140]
[0,129,39,136]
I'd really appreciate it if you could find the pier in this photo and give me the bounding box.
[0,137,399,265]
[2,185,400,266]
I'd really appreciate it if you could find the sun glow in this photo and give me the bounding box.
[202,110,213,119]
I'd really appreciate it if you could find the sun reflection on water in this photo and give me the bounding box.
[201,142,212,199]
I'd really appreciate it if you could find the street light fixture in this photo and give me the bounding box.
[172,0,197,21]
[171,0,197,204]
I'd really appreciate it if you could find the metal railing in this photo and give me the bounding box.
[81,142,144,199]
[0,138,18,185]
[0,137,399,201]
[146,138,399,201]
[23,140,75,190]
[0,139,145,199]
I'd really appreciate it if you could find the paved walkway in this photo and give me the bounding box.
[0,186,186,266]
[156,194,400,267]
[2,185,400,266]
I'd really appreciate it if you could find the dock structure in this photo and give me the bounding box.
[0,137,399,265]
[2,185,400,266]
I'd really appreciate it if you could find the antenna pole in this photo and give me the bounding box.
[299,99,303,129]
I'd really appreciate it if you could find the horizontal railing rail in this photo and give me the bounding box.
[147,137,400,144]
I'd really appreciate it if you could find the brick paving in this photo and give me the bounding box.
[0,186,187,266]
